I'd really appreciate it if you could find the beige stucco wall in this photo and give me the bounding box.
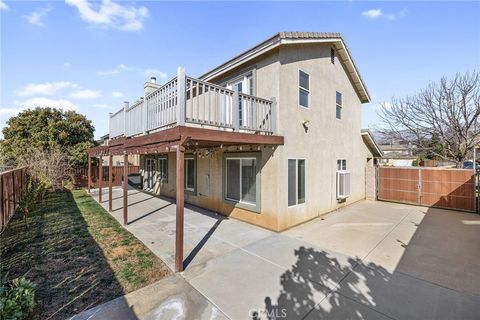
[139,146,280,230]
[139,42,371,231]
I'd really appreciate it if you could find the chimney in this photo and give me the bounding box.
[144,77,161,96]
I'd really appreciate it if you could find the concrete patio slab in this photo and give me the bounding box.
[337,263,480,320]
[87,188,480,320]
[304,292,392,320]
[71,274,228,320]
[183,247,329,320]
[283,201,417,258]
[242,233,357,290]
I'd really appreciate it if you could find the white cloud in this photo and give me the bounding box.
[69,89,101,99]
[97,63,128,75]
[65,0,149,31]
[0,107,27,116]
[111,91,123,98]
[14,97,79,112]
[362,8,408,20]
[15,81,74,97]
[97,64,167,80]
[0,0,9,11]
[362,8,382,19]
[25,7,52,27]
[145,69,167,79]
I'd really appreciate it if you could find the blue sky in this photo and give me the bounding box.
[1,1,479,139]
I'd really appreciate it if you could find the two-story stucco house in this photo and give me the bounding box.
[88,32,382,271]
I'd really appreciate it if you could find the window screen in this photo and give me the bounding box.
[299,70,310,108]
[288,159,306,206]
[226,159,240,201]
[288,159,297,206]
[336,91,342,119]
[185,158,195,191]
[226,157,257,205]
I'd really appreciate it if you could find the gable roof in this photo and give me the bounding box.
[200,32,370,103]
[361,129,383,158]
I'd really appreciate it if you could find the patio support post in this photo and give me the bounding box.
[87,154,91,193]
[108,154,113,212]
[98,156,103,203]
[123,153,128,225]
[175,144,185,272]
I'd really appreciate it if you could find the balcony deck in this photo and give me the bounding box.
[109,68,277,140]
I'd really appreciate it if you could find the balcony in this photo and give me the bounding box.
[109,67,277,139]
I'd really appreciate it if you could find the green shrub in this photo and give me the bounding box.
[0,277,35,320]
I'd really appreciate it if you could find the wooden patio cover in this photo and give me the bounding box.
[86,125,283,272]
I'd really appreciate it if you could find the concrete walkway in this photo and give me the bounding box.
[83,187,480,319]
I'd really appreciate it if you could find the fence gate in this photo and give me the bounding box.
[377,167,476,212]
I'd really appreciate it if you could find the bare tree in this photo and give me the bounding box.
[17,146,73,191]
[377,71,480,167]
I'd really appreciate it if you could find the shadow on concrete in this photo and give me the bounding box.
[128,203,173,224]
[253,247,390,320]
[256,206,480,319]
[183,216,225,269]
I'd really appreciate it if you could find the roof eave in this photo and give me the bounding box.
[200,33,370,103]
[361,130,383,158]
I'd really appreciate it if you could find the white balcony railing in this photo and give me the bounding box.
[109,67,277,139]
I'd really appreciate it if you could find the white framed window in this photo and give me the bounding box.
[158,156,167,182]
[184,158,195,192]
[299,70,310,108]
[337,159,347,170]
[226,74,254,127]
[226,157,257,205]
[336,91,342,119]
[288,159,305,207]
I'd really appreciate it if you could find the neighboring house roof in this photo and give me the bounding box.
[379,144,412,152]
[381,152,416,160]
[200,32,370,103]
[361,129,383,158]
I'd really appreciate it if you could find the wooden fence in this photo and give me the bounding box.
[71,166,140,188]
[0,167,28,232]
[378,166,476,212]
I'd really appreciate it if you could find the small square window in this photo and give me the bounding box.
[337,159,347,170]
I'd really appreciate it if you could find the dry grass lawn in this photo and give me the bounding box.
[0,189,172,319]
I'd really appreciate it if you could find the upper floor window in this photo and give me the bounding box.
[331,48,335,64]
[299,70,310,108]
[336,91,343,119]
[337,159,347,170]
